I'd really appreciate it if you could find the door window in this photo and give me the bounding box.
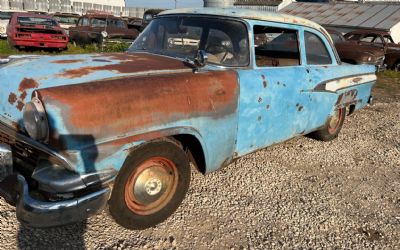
[253,25,300,67]
[304,31,332,65]
[81,17,89,26]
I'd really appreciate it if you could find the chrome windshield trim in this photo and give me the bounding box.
[0,121,74,171]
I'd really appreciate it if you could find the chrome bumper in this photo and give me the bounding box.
[15,174,110,228]
[0,122,114,228]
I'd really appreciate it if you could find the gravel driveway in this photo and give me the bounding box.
[1,77,399,249]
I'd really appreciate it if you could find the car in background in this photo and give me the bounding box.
[344,29,400,70]
[6,12,68,50]
[0,10,27,38]
[326,28,385,70]
[52,12,80,35]
[69,12,139,46]
[123,16,142,32]
[141,9,165,31]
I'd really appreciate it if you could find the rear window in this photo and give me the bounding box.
[0,12,12,20]
[17,16,57,26]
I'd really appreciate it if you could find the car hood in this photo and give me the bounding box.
[0,52,193,129]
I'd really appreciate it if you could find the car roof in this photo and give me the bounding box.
[12,12,53,18]
[346,29,390,36]
[160,8,325,33]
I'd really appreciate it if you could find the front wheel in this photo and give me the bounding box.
[109,139,190,230]
[308,107,346,141]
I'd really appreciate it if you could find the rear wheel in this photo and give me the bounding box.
[109,139,190,230]
[308,107,346,141]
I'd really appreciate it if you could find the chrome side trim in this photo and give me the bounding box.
[0,121,74,170]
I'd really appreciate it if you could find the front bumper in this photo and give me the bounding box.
[0,122,115,228]
[15,174,110,228]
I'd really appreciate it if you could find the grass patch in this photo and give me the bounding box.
[0,39,129,56]
[377,70,400,79]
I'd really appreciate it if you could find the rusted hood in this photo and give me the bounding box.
[0,52,193,129]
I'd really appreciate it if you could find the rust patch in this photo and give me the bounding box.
[40,70,239,148]
[19,78,39,92]
[52,59,85,64]
[57,53,192,79]
[266,105,270,110]
[16,101,25,111]
[8,93,17,104]
[261,75,267,88]
[258,97,262,103]
[19,91,27,101]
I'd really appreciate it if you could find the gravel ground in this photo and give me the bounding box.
[1,82,399,249]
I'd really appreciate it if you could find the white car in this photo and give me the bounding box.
[0,10,26,38]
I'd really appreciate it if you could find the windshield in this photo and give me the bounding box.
[129,16,249,67]
[17,16,57,26]
[54,15,78,24]
[0,12,12,20]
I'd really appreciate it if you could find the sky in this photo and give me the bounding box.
[126,0,203,9]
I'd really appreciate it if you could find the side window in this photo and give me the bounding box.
[304,31,332,65]
[360,35,375,43]
[82,18,89,26]
[372,36,384,44]
[77,18,83,26]
[205,29,235,65]
[253,25,300,67]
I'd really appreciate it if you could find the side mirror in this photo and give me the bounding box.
[195,50,208,67]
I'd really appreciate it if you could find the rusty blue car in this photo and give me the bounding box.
[0,8,376,230]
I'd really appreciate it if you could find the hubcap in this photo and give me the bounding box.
[328,109,342,134]
[125,157,178,215]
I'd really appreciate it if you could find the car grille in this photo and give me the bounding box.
[0,130,39,166]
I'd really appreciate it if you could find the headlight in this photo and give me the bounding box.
[23,97,49,142]
[368,56,372,62]
[101,31,108,38]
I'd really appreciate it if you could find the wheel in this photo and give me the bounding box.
[308,107,346,141]
[109,139,191,230]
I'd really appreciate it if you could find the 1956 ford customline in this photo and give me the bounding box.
[0,8,376,230]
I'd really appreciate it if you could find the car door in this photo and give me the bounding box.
[235,22,310,156]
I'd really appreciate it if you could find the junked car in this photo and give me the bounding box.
[69,12,139,46]
[0,8,376,230]
[344,29,400,70]
[0,10,27,38]
[52,12,80,35]
[6,12,68,50]
[326,28,385,70]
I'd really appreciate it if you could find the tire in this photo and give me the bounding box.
[308,107,346,141]
[109,139,191,230]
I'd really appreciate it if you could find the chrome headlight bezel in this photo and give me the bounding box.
[23,97,49,142]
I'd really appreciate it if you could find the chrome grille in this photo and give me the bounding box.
[0,130,39,166]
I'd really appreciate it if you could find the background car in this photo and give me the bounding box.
[344,29,400,70]
[6,12,68,50]
[69,12,139,46]
[326,28,385,70]
[141,9,165,31]
[0,10,26,38]
[52,12,80,35]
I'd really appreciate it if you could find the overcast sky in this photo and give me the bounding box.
[126,0,203,8]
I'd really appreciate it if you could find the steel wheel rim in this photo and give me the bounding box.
[328,108,343,134]
[124,157,179,215]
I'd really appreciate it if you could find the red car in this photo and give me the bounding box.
[6,12,68,50]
